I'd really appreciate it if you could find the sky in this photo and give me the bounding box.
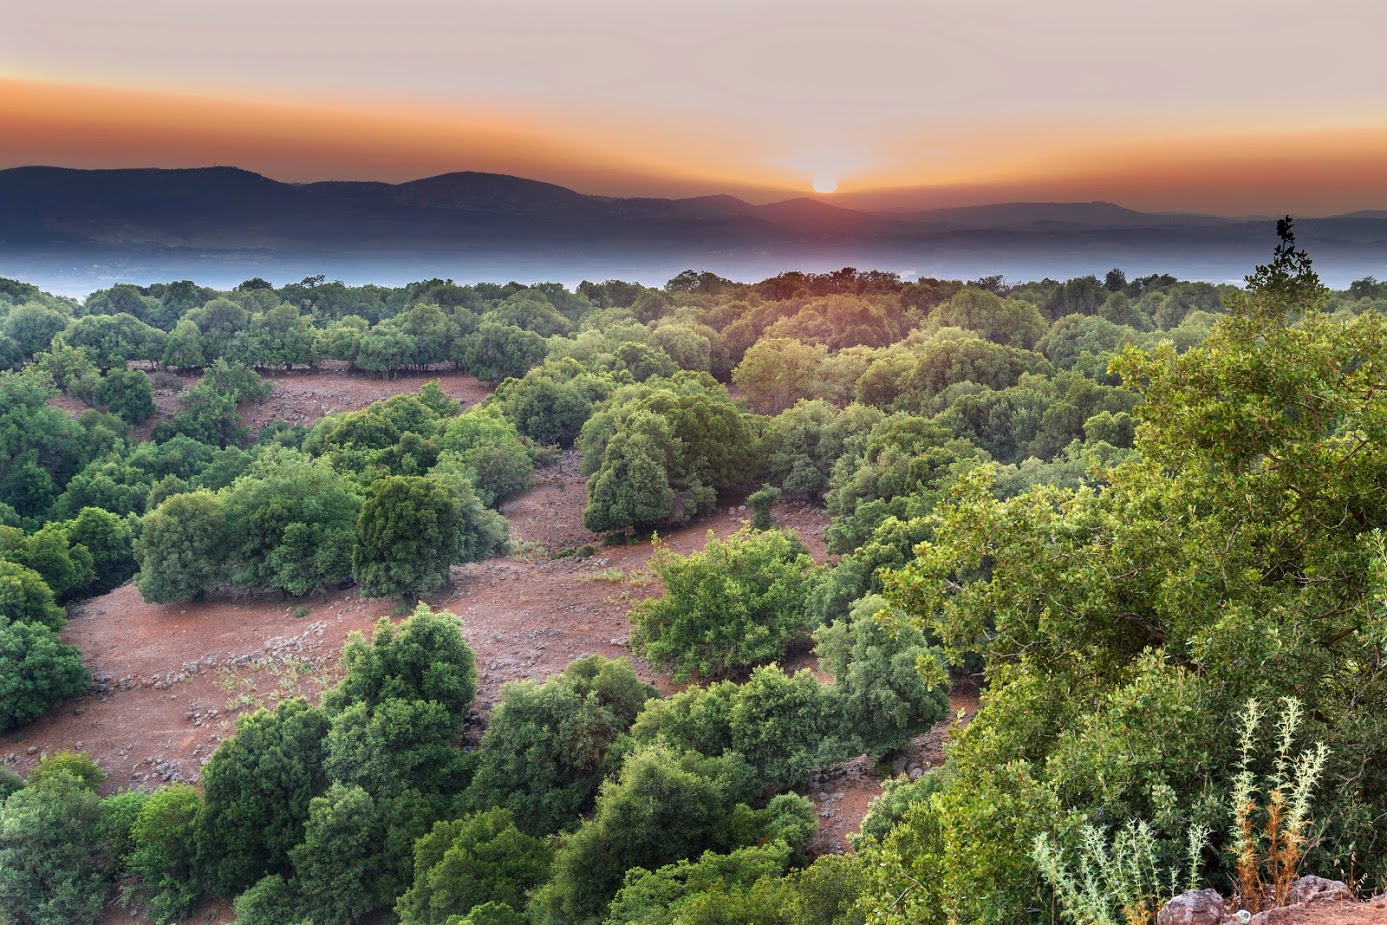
[2,0,1385,215]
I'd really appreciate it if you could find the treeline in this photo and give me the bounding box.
[4,238,1387,923]
[0,602,947,925]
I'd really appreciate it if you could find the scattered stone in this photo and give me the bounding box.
[1288,876,1354,905]
[1157,890,1228,925]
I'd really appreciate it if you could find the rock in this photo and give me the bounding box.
[1157,890,1230,925]
[26,746,37,756]
[1288,876,1353,905]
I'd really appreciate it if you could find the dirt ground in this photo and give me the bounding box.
[20,367,980,924]
[53,363,495,440]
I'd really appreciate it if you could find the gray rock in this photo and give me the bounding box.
[1157,889,1230,925]
[1288,875,1353,905]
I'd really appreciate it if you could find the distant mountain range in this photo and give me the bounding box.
[2,166,1385,294]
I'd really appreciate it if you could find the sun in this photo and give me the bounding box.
[812,174,838,194]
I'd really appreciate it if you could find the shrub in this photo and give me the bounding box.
[126,783,203,923]
[353,475,506,600]
[396,807,553,925]
[195,699,331,896]
[0,770,111,925]
[323,604,477,723]
[28,752,106,792]
[0,558,66,629]
[133,490,228,602]
[466,656,657,835]
[93,367,155,425]
[630,529,814,681]
[0,620,90,732]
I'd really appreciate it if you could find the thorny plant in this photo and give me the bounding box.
[1228,697,1329,912]
[1033,819,1208,925]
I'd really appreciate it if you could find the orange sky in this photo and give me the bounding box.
[3,0,1385,215]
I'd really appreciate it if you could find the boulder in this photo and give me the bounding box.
[1158,889,1232,925]
[1288,876,1354,905]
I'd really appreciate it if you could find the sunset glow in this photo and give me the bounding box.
[2,0,1385,214]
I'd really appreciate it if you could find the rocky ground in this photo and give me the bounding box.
[18,366,1002,923]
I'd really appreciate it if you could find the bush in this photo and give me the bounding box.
[133,490,228,602]
[28,752,106,792]
[93,367,155,425]
[812,596,950,755]
[323,604,477,724]
[630,529,814,681]
[220,447,361,595]
[195,699,331,896]
[126,783,203,923]
[396,807,553,925]
[0,558,66,629]
[466,656,657,835]
[530,744,762,925]
[61,506,137,594]
[232,874,311,925]
[290,783,382,925]
[352,475,506,600]
[0,619,90,731]
[0,770,111,925]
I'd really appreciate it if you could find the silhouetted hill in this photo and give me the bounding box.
[2,166,1385,293]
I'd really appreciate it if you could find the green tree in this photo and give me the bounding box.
[583,413,677,534]
[133,490,229,602]
[0,559,66,628]
[126,783,203,923]
[0,619,90,731]
[92,368,155,425]
[161,318,205,370]
[812,596,950,754]
[61,506,137,594]
[27,752,106,792]
[352,476,505,599]
[290,783,381,925]
[221,448,362,595]
[325,604,478,721]
[466,656,657,835]
[396,808,553,925]
[631,529,814,680]
[530,744,762,925]
[871,223,1387,916]
[0,770,111,925]
[195,699,331,896]
[459,322,547,382]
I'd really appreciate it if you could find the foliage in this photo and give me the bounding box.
[125,783,204,924]
[467,656,657,835]
[133,489,228,602]
[631,529,813,680]
[530,743,769,925]
[353,475,506,599]
[748,484,781,531]
[0,770,111,925]
[605,842,794,925]
[0,619,90,731]
[1032,820,1207,925]
[196,699,331,896]
[396,807,553,925]
[220,447,362,595]
[290,783,383,925]
[61,506,137,594]
[0,558,66,628]
[324,603,478,722]
[812,596,950,754]
[92,367,155,424]
[28,752,106,792]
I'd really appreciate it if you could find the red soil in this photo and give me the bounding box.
[17,369,981,923]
